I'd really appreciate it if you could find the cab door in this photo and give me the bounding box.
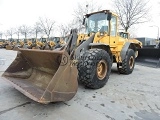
[109,15,117,47]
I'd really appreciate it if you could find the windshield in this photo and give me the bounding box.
[53,37,60,43]
[24,39,27,43]
[40,38,46,42]
[32,39,36,43]
[9,39,14,42]
[86,13,109,33]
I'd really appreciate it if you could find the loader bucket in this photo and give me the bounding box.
[136,48,160,68]
[2,48,78,104]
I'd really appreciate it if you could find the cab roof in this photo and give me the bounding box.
[85,10,117,17]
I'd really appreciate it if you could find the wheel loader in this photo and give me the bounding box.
[2,10,139,104]
[36,38,48,50]
[17,40,25,48]
[6,39,17,50]
[27,38,39,49]
[0,39,5,48]
[0,39,9,48]
[118,32,142,49]
[47,37,57,50]
[9,39,29,50]
[38,37,66,50]
[19,39,28,48]
[47,37,63,50]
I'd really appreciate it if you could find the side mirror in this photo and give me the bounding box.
[107,13,112,21]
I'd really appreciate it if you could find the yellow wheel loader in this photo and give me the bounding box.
[37,38,48,50]
[118,32,142,49]
[0,39,9,48]
[0,39,5,48]
[12,39,28,50]
[6,39,17,50]
[118,32,142,58]
[27,38,39,49]
[18,40,25,48]
[47,37,60,50]
[76,10,140,88]
[0,39,3,48]
[37,37,59,50]
[47,40,56,50]
[2,10,140,104]
[48,37,67,50]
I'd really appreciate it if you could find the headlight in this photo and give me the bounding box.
[100,32,104,36]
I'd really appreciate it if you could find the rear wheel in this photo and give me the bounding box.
[117,49,135,74]
[77,49,111,89]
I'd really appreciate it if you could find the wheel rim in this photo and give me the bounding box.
[96,60,107,80]
[129,56,134,69]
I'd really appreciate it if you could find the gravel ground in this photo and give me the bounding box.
[0,48,160,120]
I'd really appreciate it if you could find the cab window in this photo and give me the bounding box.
[110,16,117,36]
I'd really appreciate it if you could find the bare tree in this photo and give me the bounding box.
[73,0,102,32]
[7,28,15,39]
[59,24,72,37]
[39,17,55,39]
[19,25,31,39]
[14,27,21,40]
[32,22,43,39]
[4,32,8,40]
[113,0,150,32]
[128,26,138,38]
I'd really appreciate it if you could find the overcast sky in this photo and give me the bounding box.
[0,0,160,38]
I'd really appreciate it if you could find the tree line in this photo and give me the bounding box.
[0,17,56,40]
[0,0,150,40]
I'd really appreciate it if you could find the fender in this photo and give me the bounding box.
[89,43,113,62]
[120,42,136,61]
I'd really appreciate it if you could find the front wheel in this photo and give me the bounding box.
[77,49,111,89]
[117,49,135,74]
[39,45,45,50]
[27,45,32,49]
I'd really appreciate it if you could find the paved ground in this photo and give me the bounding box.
[0,49,160,120]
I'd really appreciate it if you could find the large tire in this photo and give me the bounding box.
[77,49,111,89]
[117,49,135,74]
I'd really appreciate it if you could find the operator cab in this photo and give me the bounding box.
[40,38,47,43]
[31,38,36,43]
[52,37,60,43]
[85,12,109,33]
[83,10,117,37]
